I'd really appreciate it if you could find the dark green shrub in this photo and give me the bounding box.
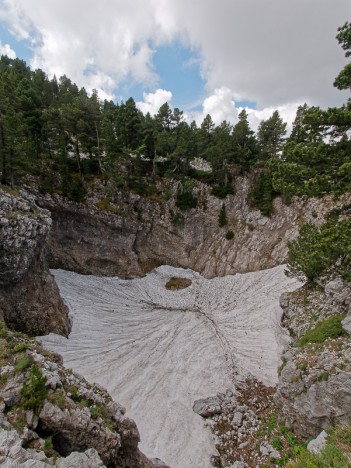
[248,171,278,217]
[225,230,234,240]
[286,220,351,281]
[176,190,197,211]
[218,204,228,227]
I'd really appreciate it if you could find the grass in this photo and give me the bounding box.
[296,314,347,347]
[14,355,32,372]
[11,343,28,354]
[287,443,349,467]
[0,183,19,196]
[165,277,192,290]
[288,424,351,467]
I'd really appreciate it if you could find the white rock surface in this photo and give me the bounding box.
[40,265,299,468]
[307,430,328,455]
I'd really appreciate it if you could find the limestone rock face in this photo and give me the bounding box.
[0,188,70,336]
[276,278,351,438]
[36,178,351,279]
[0,328,154,467]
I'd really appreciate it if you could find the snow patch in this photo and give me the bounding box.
[40,265,299,467]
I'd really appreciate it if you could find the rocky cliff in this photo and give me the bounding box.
[36,177,351,279]
[0,187,70,337]
[275,277,351,438]
[0,324,157,467]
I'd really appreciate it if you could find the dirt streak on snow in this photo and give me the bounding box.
[40,265,299,467]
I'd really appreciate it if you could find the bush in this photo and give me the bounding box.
[296,314,346,347]
[225,230,234,240]
[286,220,351,282]
[248,171,278,217]
[218,204,228,227]
[20,365,47,411]
[176,190,197,211]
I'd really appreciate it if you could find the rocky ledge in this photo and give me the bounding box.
[276,276,351,438]
[0,323,162,467]
[0,187,70,337]
[35,178,351,279]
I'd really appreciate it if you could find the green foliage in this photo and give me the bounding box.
[248,171,278,217]
[287,443,349,467]
[14,355,32,372]
[211,180,234,199]
[286,219,351,281]
[225,229,234,240]
[218,203,228,227]
[44,436,54,456]
[20,364,47,410]
[257,110,287,160]
[296,314,346,347]
[175,190,197,211]
[272,438,283,450]
[11,343,28,354]
[334,22,351,90]
[90,404,109,420]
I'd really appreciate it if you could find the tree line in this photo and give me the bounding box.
[0,54,289,201]
[0,21,350,282]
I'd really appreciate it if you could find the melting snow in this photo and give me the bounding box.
[40,265,299,467]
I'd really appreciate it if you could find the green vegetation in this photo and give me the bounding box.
[288,425,351,468]
[14,355,32,372]
[296,314,346,347]
[11,343,28,354]
[248,171,279,217]
[175,190,198,211]
[225,229,234,240]
[286,218,351,282]
[90,404,109,420]
[218,203,228,227]
[20,364,47,410]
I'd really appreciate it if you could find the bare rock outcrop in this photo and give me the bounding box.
[0,187,70,336]
[0,325,155,467]
[275,277,351,438]
[36,177,351,279]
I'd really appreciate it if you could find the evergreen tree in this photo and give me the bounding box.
[231,109,258,169]
[257,110,287,160]
[334,21,351,90]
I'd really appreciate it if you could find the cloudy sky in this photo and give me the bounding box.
[0,0,350,129]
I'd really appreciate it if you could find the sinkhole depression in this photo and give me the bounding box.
[40,264,299,467]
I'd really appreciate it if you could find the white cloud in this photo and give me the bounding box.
[185,88,298,132]
[0,42,16,59]
[137,88,173,116]
[0,0,349,116]
[244,103,301,133]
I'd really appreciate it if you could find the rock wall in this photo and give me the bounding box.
[0,326,157,467]
[0,188,70,337]
[36,177,351,279]
[275,277,351,438]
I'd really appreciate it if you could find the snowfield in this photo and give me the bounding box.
[40,265,299,467]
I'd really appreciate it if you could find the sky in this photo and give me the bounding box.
[0,0,350,130]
